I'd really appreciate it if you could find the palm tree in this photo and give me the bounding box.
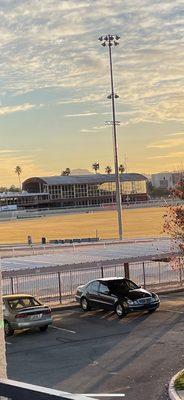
[61,168,71,176]
[65,168,71,176]
[15,166,22,189]
[105,166,112,174]
[119,164,125,174]
[92,162,100,174]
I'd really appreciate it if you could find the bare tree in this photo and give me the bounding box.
[171,179,184,199]
[163,180,184,255]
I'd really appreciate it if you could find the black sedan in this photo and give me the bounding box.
[75,277,160,318]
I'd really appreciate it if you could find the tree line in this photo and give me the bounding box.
[61,163,125,176]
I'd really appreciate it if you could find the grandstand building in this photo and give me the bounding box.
[21,173,148,209]
[0,191,49,210]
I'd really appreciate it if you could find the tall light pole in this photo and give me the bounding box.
[99,34,123,240]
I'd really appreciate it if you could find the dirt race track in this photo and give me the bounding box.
[0,207,166,244]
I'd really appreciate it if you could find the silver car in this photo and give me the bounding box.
[3,294,52,336]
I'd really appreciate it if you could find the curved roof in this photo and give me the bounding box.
[23,173,147,186]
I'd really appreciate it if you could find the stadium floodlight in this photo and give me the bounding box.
[99,34,123,240]
[107,93,119,99]
[105,121,121,126]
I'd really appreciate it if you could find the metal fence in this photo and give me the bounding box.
[2,258,183,304]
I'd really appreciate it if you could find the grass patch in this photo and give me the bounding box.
[0,206,165,244]
[175,372,184,391]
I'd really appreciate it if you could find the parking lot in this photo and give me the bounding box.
[6,292,184,400]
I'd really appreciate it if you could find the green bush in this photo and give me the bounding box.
[175,372,184,390]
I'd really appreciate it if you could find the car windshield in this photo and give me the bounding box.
[125,280,139,290]
[7,297,41,311]
[107,279,139,295]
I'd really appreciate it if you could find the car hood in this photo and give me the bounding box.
[126,288,152,300]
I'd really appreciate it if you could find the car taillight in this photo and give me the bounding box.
[15,313,28,319]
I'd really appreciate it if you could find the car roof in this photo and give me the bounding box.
[87,277,125,284]
[99,277,125,281]
[3,294,34,299]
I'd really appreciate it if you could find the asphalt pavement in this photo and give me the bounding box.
[2,238,177,272]
[6,292,184,400]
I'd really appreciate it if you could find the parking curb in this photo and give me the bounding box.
[169,370,184,400]
[51,304,79,312]
[156,288,184,295]
[50,288,184,312]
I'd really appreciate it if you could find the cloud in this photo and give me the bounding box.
[57,93,104,105]
[64,112,98,117]
[0,103,36,116]
[0,0,182,123]
[81,126,106,133]
[169,132,184,136]
[0,149,18,154]
[149,151,184,159]
[147,137,184,149]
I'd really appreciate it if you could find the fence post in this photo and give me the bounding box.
[158,262,161,284]
[58,272,62,304]
[142,262,146,289]
[70,270,73,295]
[101,267,104,278]
[124,262,130,279]
[16,277,19,293]
[10,277,14,294]
[179,258,182,286]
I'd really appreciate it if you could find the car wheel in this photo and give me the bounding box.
[39,325,48,332]
[81,297,91,312]
[4,320,14,337]
[115,303,126,318]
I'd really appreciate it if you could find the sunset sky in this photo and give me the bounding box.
[0,0,183,186]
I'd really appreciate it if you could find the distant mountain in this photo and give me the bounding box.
[71,169,93,175]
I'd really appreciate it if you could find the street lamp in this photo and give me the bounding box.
[99,34,123,240]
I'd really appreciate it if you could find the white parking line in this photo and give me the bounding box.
[84,394,125,397]
[165,309,184,314]
[50,325,76,334]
